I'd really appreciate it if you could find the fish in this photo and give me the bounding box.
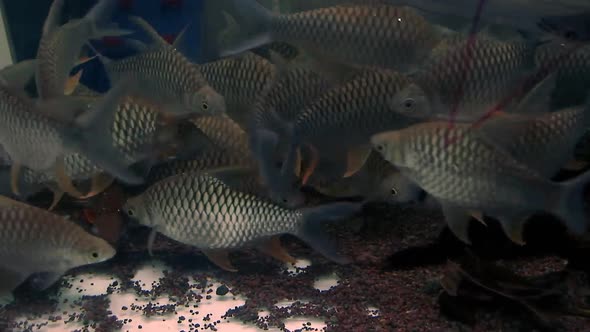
[100,16,226,116]
[123,171,361,270]
[412,34,540,121]
[190,115,251,152]
[384,0,590,39]
[0,196,115,302]
[0,77,144,202]
[12,94,193,209]
[266,69,428,187]
[214,0,441,72]
[35,0,131,100]
[160,115,306,208]
[200,52,276,129]
[534,41,590,109]
[310,151,423,205]
[371,120,590,246]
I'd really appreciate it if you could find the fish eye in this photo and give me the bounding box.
[376,145,384,152]
[127,208,134,217]
[391,188,398,196]
[282,198,288,204]
[403,98,415,110]
[92,252,99,258]
[202,102,209,110]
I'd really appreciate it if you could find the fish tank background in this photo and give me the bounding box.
[0,0,589,331]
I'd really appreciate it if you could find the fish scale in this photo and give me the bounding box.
[293,70,417,145]
[416,36,537,119]
[0,202,115,297]
[200,53,276,127]
[0,85,66,172]
[190,116,250,152]
[21,96,162,185]
[379,123,557,210]
[271,5,439,69]
[130,172,299,249]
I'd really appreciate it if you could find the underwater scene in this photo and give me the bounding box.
[1,0,590,331]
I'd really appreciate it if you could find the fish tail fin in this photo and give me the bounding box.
[294,202,363,263]
[84,0,133,38]
[63,78,143,185]
[555,169,590,235]
[252,128,304,207]
[215,0,274,57]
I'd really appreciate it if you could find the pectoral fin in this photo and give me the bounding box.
[441,203,473,244]
[54,157,85,198]
[202,249,238,272]
[343,145,372,178]
[301,144,319,185]
[47,187,65,211]
[10,163,22,196]
[79,173,114,199]
[257,236,297,264]
[64,69,83,96]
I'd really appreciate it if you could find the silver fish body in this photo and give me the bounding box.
[414,36,538,121]
[221,1,441,71]
[124,172,360,262]
[371,121,590,243]
[0,201,115,298]
[200,53,276,128]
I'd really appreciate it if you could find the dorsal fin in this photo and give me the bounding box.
[172,23,191,49]
[128,16,169,48]
[42,0,65,36]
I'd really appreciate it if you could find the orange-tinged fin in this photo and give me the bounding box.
[563,159,590,172]
[202,249,238,272]
[10,164,22,196]
[64,70,83,96]
[498,213,529,246]
[54,157,85,198]
[294,147,302,178]
[75,55,96,67]
[343,146,371,178]
[469,211,487,226]
[48,188,65,211]
[301,144,319,185]
[147,228,158,256]
[79,173,114,199]
[257,236,297,264]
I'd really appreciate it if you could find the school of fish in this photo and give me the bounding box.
[0,0,589,302]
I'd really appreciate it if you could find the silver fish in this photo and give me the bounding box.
[216,1,441,71]
[0,197,115,301]
[36,0,130,100]
[101,16,225,116]
[371,121,590,245]
[123,171,361,268]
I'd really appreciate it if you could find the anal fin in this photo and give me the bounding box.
[10,163,22,196]
[64,69,83,96]
[441,203,473,244]
[343,145,372,178]
[79,173,114,199]
[496,212,530,245]
[47,187,65,211]
[202,249,238,272]
[257,236,297,264]
[54,157,85,198]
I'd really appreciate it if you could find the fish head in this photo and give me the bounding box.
[377,171,422,204]
[388,83,432,119]
[70,236,116,267]
[371,130,413,168]
[185,86,227,116]
[122,194,153,227]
